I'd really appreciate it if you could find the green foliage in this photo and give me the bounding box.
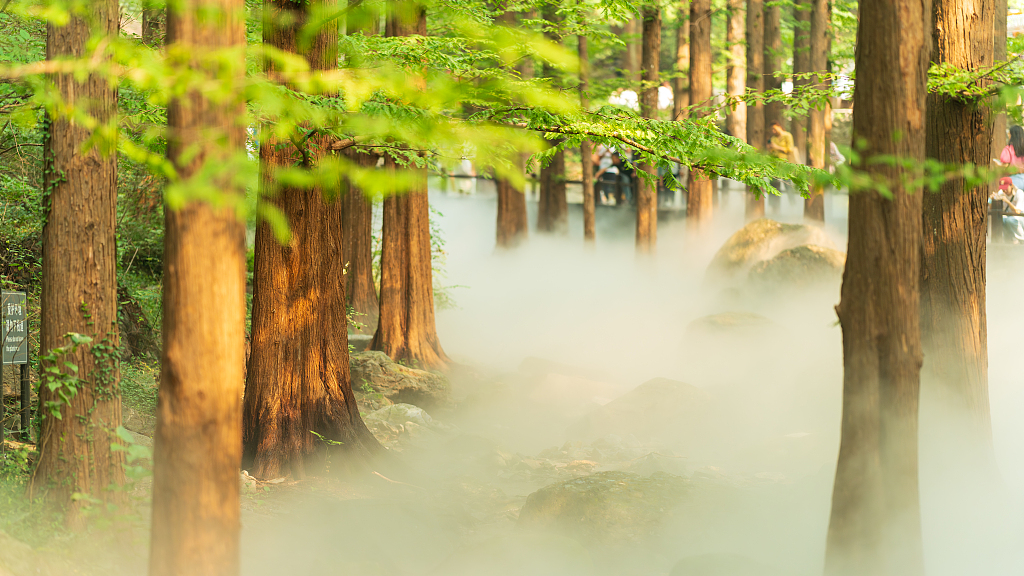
[120,360,158,417]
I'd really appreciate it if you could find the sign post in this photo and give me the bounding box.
[1,291,28,444]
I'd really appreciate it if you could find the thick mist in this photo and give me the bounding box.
[236,181,1024,576]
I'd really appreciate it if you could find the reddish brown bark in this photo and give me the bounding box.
[804,0,829,222]
[150,0,247,574]
[342,150,380,334]
[32,0,125,522]
[537,6,567,233]
[244,0,381,480]
[824,0,930,573]
[726,0,746,143]
[579,30,595,243]
[637,6,661,251]
[762,2,783,130]
[921,0,994,462]
[371,3,450,371]
[745,0,765,219]
[673,2,689,121]
[688,0,713,228]
[791,0,810,161]
[496,172,528,247]
[991,0,1007,189]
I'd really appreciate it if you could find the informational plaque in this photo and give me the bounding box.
[2,291,27,365]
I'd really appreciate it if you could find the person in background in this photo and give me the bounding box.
[997,125,1024,190]
[991,176,1024,242]
[594,144,619,205]
[829,141,846,173]
[766,120,795,199]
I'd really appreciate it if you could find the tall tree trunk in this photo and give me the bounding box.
[150,0,246,573]
[342,0,381,331]
[637,5,661,251]
[673,2,690,121]
[244,0,381,480]
[688,0,713,228]
[537,6,567,232]
[921,0,994,468]
[762,2,783,129]
[579,30,595,243]
[142,0,165,46]
[726,0,746,143]
[791,0,810,162]
[804,0,829,222]
[991,0,1007,190]
[745,0,765,219]
[624,18,641,84]
[371,1,451,371]
[824,0,930,573]
[342,150,380,335]
[495,7,529,248]
[32,0,125,523]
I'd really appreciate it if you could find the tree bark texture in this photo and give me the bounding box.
[244,0,381,480]
[791,0,810,162]
[673,2,690,121]
[150,0,246,574]
[726,0,746,143]
[342,150,380,334]
[804,0,830,222]
[495,8,530,248]
[579,31,595,243]
[921,0,994,457]
[762,2,784,129]
[371,162,451,370]
[991,0,1007,186]
[688,0,713,228]
[824,0,930,573]
[623,18,640,84]
[496,166,529,247]
[33,0,125,522]
[537,6,567,233]
[745,0,765,219]
[637,6,661,252]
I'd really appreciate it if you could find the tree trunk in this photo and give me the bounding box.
[921,0,994,467]
[673,2,690,121]
[371,1,450,370]
[804,0,829,222]
[149,0,246,574]
[637,6,661,251]
[791,0,810,162]
[745,0,765,219]
[342,150,380,335]
[623,18,641,84]
[688,0,713,228]
[495,7,530,248]
[32,0,125,524]
[244,0,382,480]
[991,0,1007,190]
[537,6,567,233]
[762,2,783,130]
[824,0,929,573]
[537,146,567,232]
[579,31,595,243]
[726,0,746,143]
[142,0,165,46]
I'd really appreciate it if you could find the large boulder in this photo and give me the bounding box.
[349,351,451,410]
[706,219,836,284]
[566,378,711,449]
[518,471,689,545]
[748,244,845,288]
[362,403,448,450]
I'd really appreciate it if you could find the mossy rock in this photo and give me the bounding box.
[350,351,452,410]
[707,219,836,284]
[748,244,846,288]
[518,471,690,545]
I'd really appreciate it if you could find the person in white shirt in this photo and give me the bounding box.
[609,88,639,111]
[992,177,1024,242]
[658,82,673,111]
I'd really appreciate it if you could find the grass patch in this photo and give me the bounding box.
[121,361,158,417]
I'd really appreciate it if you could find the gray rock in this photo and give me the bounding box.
[518,471,690,545]
[363,403,447,450]
[748,244,845,288]
[350,351,451,410]
[706,218,836,285]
